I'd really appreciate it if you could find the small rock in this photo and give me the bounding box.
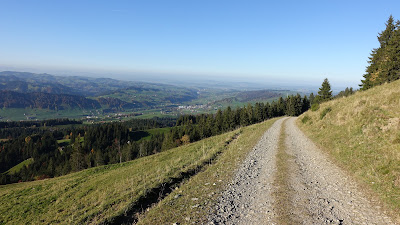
[191,198,199,201]
[191,204,199,208]
[205,183,210,185]
[185,217,190,221]
[174,194,181,199]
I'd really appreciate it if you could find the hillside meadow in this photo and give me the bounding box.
[298,80,400,220]
[0,117,278,224]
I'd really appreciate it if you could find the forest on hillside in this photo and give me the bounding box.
[0,94,312,185]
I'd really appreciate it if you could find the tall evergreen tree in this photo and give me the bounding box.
[70,135,85,172]
[317,78,332,102]
[309,93,315,106]
[361,15,400,90]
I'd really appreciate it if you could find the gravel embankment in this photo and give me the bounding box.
[208,117,394,224]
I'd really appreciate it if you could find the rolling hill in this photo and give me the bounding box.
[0,71,199,99]
[298,79,400,215]
[0,71,200,119]
[0,91,101,110]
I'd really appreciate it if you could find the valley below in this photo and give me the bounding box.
[0,71,295,121]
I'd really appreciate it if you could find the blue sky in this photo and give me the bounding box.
[1,0,399,88]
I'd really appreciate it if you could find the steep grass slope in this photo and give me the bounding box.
[298,80,400,216]
[0,118,278,224]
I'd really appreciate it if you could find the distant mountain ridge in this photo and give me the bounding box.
[0,90,101,110]
[0,71,199,113]
[0,71,159,96]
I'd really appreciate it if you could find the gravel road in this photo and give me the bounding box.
[208,117,395,224]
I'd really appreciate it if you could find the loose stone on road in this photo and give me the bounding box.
[208,117,394,224]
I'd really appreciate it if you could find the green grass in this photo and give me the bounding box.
[57,139,71,144]
[4,158,34,175]
[56,137,84,145]
[0,108,89,121]
[0,118,278,224]
[297,80,400,222]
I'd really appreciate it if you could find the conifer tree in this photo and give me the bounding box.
[70,135,85,172]
[309,93,315,105]
[317,78,332,102]
[361,15,400,90]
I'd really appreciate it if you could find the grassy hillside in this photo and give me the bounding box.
[0,118,278,224]
[4,158,34,175]
[298,80,400,217]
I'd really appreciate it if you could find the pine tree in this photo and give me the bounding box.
[361,15,400,90]
[285,95,296,116]
[385,20,400,82]
[302,95,310,113]
[309,93,315,106]
[317,78,332,102]
[223,106,234,131]
[70,135,85,172]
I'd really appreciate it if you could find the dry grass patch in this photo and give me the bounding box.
[297,80,400,221]
[272,118,298,225]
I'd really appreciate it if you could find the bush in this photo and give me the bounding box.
[301,115,311,124]
[311,103,320,111]
[320,107,332,119]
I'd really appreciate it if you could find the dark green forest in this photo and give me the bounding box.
[0,94,311,185]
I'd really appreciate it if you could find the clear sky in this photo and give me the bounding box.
[1,0,399,88]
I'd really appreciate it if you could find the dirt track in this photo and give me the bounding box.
[208,117,394,224]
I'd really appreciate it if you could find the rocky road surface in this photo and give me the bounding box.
[208,117,394,225]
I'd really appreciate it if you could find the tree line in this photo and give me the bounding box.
[0,94,311,185]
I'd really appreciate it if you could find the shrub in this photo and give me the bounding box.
[320,107,332,119]
[301,115,311,124]
[311,103,320,111]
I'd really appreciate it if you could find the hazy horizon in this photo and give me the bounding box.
[0,65,354,92]
[1,0,399,91]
